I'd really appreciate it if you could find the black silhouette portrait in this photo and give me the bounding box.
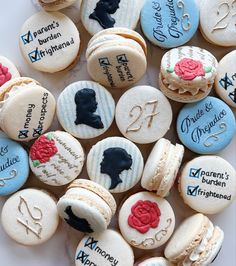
[64,206,93,233]
[100,147,132,190]
[89,0,121,29]
[74,88,104,129]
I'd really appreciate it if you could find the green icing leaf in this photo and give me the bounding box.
[204,66,212,73]
[47,133,53,140]
[167,67,174,73]
[33,160,40,167]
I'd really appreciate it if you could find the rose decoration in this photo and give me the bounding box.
[0,63,12,86]
[30,133,58,167]
[128,200,161,234]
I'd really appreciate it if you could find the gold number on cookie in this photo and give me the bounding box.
[177,0,191,31]
[126,106,143,133]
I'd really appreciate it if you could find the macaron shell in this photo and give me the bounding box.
[1,188,59,245]
[138,257,174,266]
[19,11,80,73]
[177,96,236,154]
[119,191,175,250]
[179,156,236,214]
[39,0,78,11]
[0,137,29,196]
[0,56,20,87]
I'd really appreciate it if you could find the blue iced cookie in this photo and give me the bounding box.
[0,137,29,196]
[177,96,236,154]
[141,0,199,48]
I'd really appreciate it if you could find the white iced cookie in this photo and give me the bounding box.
[1,188,59,246]
[57,81,115,139]
[215,50,236,108]
[87,136,144,193]
[38,0,78,11]
[29,131,85,186]
[115,86,173,144]
[19,11,80,73]
[137,257,174,266]
[0,56,20,87]
[80,0,144,35]
[200,0,236,46]
[75,229,134,266]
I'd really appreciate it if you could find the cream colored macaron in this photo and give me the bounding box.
[38,0,79,11]
[0,77,56,141]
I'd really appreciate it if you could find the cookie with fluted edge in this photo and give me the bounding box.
[0,56,20,87]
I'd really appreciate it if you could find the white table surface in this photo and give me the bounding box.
[0,1,235,266]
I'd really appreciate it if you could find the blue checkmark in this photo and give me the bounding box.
[187,185,199,196]
[189,168,201,178]
[28,48,41,63]
[21,31,33,45]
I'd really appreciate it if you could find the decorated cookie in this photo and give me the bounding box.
[141,0,199,48]
[19,11,80,73]
[165,213,224,265]
[29,131,85,186]
[215,50,236,108]
[0,137,29,196]
[136,257,174,266]
[115,86,173,144]
[80,0,144,35]
[0,77,56,142]
[57,81,115,139]
[0,56,20,87]
[159,46,218,103]
[1,188,59,246]
[86,28,147,88]
[200,0,236,46]
[57,179,116,233]
[141,138,184,197]
[75,229,134,266]
[118,192,175,250]
[178,156,236,214]
[86,137,144,193]
[177,96,236,154]
[38,0,78,11]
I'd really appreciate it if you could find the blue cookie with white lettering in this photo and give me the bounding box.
[177,96,236,154]
[141,0,199,48]
[0,137,29,196]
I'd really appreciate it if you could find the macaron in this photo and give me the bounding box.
[118,191,175,250]
[1,188,59,246]
[75,229,134,266]
[0,77,56,142]
[0,136,29,196]
[80,0,144,35]
[141,0,199,48]
[57,179,117,233]
[177,96,236,154]
[19,11,80,73]
[178,155,236,214]
[164,213,224,265]
[86,28,147,88]
[38,0,78,11]
[200,0,236,47]
[115,86,173,144]
[141,138,184,197]
[57,81,115,139]
[215,50,236,108]
[29,131,85,186]
[0,56,20,87]
[86,136,144,193]
[159,46,218,103]
[136,257,174,266]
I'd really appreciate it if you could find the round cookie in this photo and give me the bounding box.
[19,11,80,73]
[38,0,78,11]
[200,0,236,46]
[141,0,199,48]
[75,229,134,266]
[119,192,175,250]
[159,46,218,103]
[86,28,147,88]
[0,137,29,196]
[1,188,59,246]
[215,50,236,108]
[86,137,144,193]
[177,96,236,154]
[80,0,143,35]
[57,179,116,233]
[0,77,56,142]
[137,257,174,266]
[57,81,115,139]
[29,131,85,186]
[141,138,184,197]
[0,56,20,87]
[115,86,173,144]
[178,156,236,214]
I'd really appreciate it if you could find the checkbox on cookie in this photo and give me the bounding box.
[189,168,201,178]
[21,31,33,45]
[187,185,199,197]
[28,48,41,63]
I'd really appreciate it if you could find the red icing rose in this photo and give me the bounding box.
[0,63,12,86]
[30,134,58,164]
[128,200,161,234]
[174,58,205,81]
